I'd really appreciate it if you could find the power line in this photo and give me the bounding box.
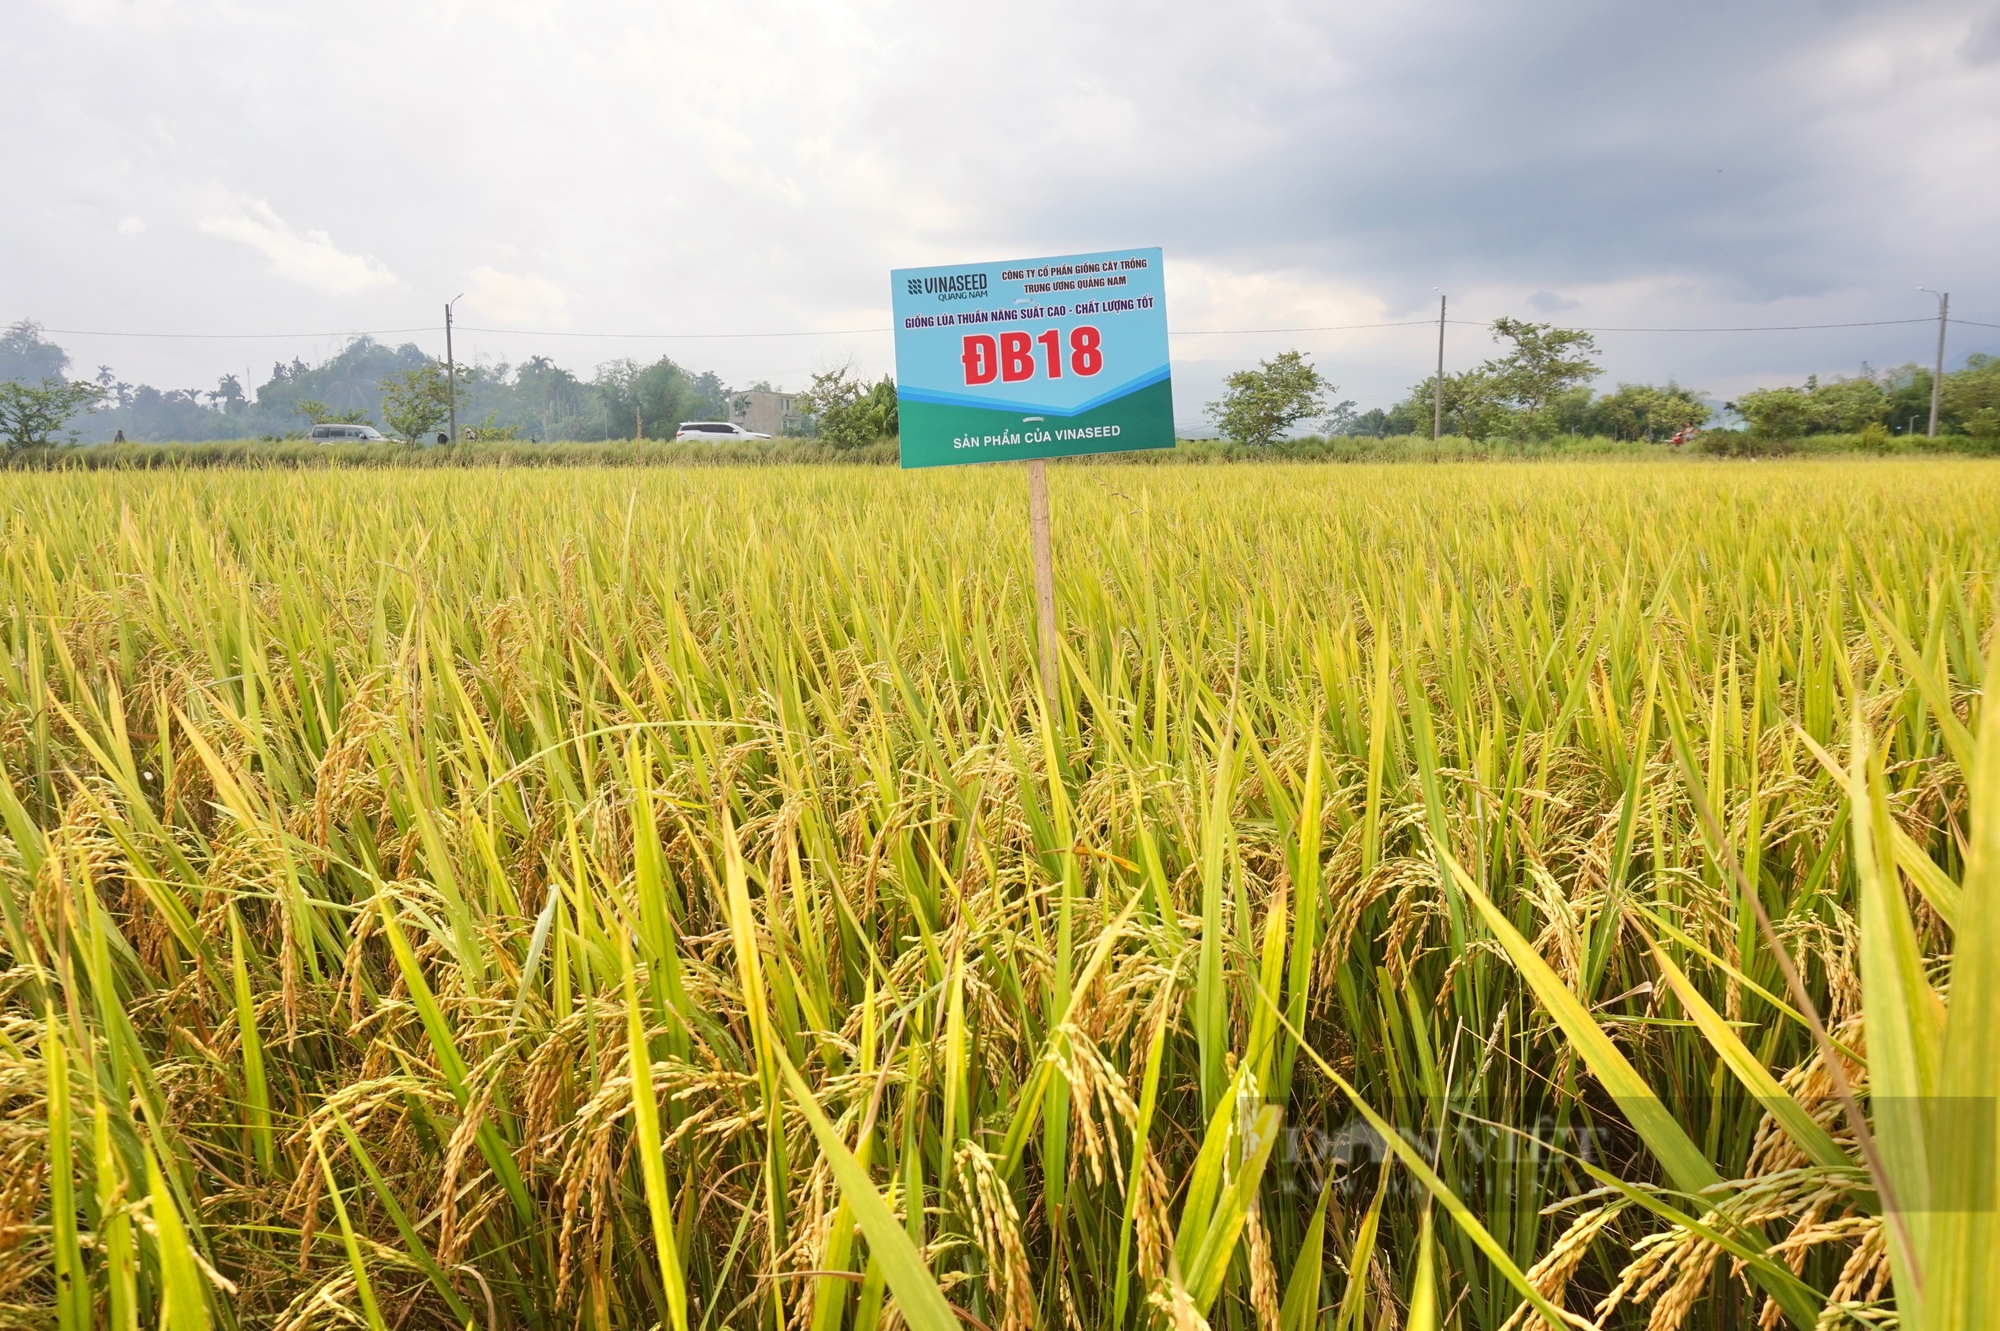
[44,320,1429,339]
[459,324,889,339]
[32,315,1994,341]
[37,323,892,341]
[41,326,436,340]
[1176,317,1949,335]
[1173,320,1438,335]
[1523,318,1941,333]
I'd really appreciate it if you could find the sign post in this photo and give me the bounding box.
[890,247,1174,720]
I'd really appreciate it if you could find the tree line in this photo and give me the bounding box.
[6,314,1997,452]
[0,321,747,446]
[1207,318,2000,448]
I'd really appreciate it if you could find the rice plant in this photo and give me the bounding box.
[2,458,1995,1331]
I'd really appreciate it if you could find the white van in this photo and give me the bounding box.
[308,424,388,442]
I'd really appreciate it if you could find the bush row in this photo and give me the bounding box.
[6,431,1994,470]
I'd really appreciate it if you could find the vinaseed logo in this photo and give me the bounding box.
[907,272,988,299]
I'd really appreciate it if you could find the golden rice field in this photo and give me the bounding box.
[4,459,1998,1331]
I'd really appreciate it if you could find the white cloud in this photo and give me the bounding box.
[465,266,570,326]
[117,216,144,235]
[1166,261,1389,333]
[198,199,397,294]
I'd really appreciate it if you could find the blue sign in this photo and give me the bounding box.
[890,247,1174,468]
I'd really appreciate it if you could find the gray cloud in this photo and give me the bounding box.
[2,0,1994,410]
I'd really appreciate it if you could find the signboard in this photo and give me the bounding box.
[891,247,1174,468]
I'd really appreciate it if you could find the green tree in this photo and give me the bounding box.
[1390,370,1509,440]
[293,398,369,429]
[1728,386,1813,438]
[1483,318,1600,436]
[798,368,896,449]
[1964,408,2000,448]
[209,374,248,415]
[861,374,898,440]
[1342,407,1399,437]
[1731,372,1888,439]
[255,337,427,431]
[467,412,524,441]
[0,377,104,450]
[1807,374,1888,432]
[1879,363,1936,433]
[377,364,452,444]
[0,319,71,385]
[592,355,725,439]
[1318,398,1359,435]
[1206,350,1330,447]
[516,355,590,440]
[1943,354,2000,440]
[1584,381,1712,440]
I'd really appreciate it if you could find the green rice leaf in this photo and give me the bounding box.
[1440,849,1721,1196]
[620,930,690,1331]
[1647,940,1850,1171]
[314,1140,388,1331]
[1925,629,2000,1331]
[774,1043,961,1331]
[1279,1164,1332,1331]
[1852,707,1943,1314]
[46,1011,86,1331]
[146,1149,213,1331]
[1407,1209,1439,1331]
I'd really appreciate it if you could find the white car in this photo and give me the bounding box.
[308,423,388,442]
[674,421,769,441]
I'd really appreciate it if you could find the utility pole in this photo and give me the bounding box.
[1433,292,1446,440]
[445,294,463,445]
[1919,288,1948,437]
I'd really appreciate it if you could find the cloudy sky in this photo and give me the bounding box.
[5,0,1998,421]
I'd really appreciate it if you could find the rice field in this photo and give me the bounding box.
[4,459,1997,1331]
